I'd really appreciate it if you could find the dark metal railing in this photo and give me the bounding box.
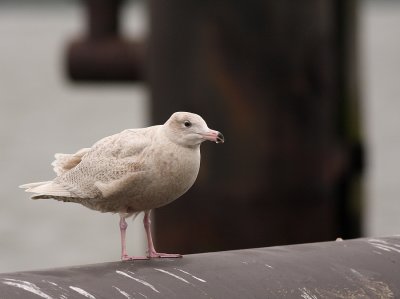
[1,236,399,298]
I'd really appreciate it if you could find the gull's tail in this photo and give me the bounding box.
[19,181,73,199]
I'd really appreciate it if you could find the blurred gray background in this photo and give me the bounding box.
[0,0,149,273]
[1,0,400,273]
[362,0,400,238]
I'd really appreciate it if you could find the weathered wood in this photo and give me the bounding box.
[1,236,399,298]
[149,0,362,253]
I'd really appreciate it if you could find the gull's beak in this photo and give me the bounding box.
[201,129,225,144]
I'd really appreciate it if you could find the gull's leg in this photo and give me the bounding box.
[119,214,148,261]
[144,210,182,258]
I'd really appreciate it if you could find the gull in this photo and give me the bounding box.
[20,112,224,260]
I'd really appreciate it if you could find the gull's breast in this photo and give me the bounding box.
[142,146,201,209]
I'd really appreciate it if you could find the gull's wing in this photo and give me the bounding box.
[52,148,91,176]
[20,147,91,198]
[53,127,158,199]
[21,126,159,200]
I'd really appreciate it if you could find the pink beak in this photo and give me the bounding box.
[201,129,225,144]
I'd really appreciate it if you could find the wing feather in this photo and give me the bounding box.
[21,127,157,201]
[54,127,156,199]
[52,148,91,176]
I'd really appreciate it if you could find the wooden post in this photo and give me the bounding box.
[149,0,362,253]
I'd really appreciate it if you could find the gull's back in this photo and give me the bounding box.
[21,126,159,207]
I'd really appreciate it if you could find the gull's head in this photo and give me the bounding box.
[164,112,224,147]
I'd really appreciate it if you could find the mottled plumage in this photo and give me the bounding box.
[20,112,224,260]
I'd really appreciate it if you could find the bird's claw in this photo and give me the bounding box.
[147,252,182,258]
[121,255,149,261]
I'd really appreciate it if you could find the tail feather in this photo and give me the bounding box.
[20,181,72,199]
[19,181,52,189]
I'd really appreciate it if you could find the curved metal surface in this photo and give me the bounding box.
[1,236,400,298]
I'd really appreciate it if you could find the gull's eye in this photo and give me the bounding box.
[184,120,192,128]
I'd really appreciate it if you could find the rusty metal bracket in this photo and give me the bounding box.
[66,0,145,82]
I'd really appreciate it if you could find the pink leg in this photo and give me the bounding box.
[144,210,182,258]
[119,215,148,261]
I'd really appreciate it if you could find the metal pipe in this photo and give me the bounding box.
[1,236,400,298]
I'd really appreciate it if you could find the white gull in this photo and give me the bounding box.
[20,112,224,260]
